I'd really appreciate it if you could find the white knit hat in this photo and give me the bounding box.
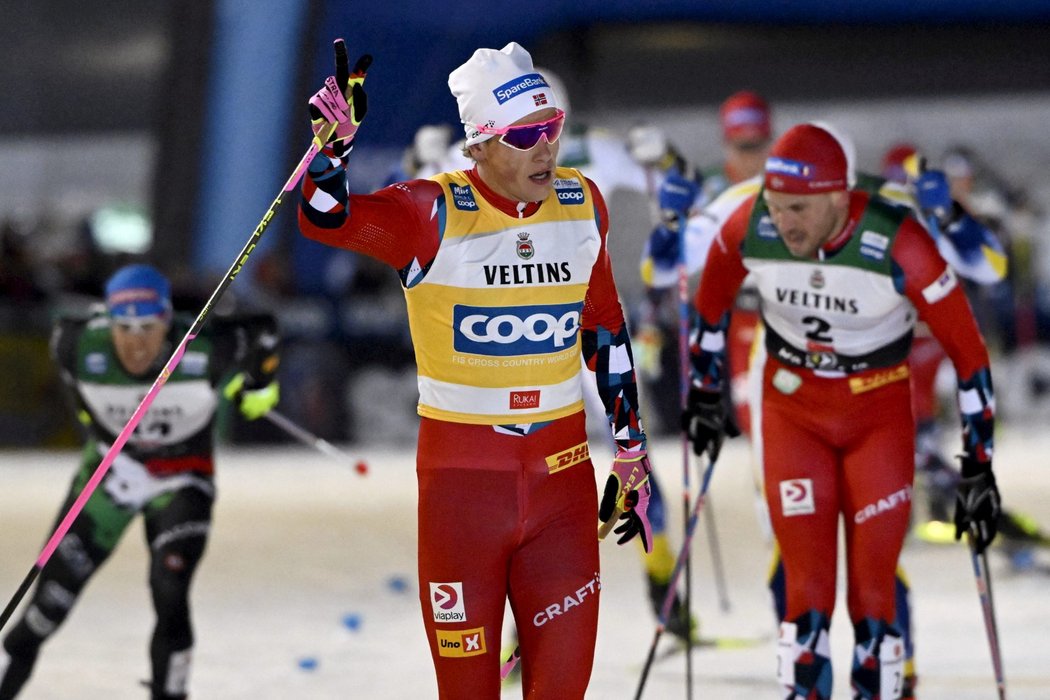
[448,42,561,146]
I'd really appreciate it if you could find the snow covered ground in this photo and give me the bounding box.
[1,427,1048,699]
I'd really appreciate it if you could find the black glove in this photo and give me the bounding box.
[953,456,1001,554]
[680,388,740,461]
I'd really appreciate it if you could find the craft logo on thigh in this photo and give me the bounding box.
[429,582,466,622]
[854,485,912,524]
[780,478,815,517]
[532,572,601,626]
[545,441,590,474]
[436,627,487,657]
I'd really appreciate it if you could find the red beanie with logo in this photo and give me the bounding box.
[719,91,771,142]
[764,124,848,194]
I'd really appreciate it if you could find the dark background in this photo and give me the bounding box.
[2,1,1049,446]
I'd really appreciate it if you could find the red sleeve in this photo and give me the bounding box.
[695,196,753,325]
[893,219,990,379]
[298,179,443,271]
[580,177,627,334]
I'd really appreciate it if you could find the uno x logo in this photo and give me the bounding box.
[436,627,487,658]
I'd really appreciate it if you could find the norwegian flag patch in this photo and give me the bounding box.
[921,267,958,304]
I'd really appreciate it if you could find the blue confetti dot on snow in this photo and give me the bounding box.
[387,575,409,593]
[342,612,362,631]
[298,656,319,671]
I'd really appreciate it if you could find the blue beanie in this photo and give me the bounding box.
[105,264,172,319]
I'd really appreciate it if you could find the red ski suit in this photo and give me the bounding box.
[300,162,642,699]
[696,190,991,625]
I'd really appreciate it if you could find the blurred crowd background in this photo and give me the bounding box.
[4,0,1050,447]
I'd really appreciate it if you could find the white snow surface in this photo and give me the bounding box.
[1,428,1048,699]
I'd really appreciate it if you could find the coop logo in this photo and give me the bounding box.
[450,184,479,211]
[429,582,466,622]
[436,627,486,658]
[492,73,550,104]
[553,177,585,205]
[453,302,581,357]
[780,478,815,517]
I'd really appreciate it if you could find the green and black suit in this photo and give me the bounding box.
[0,312,277,700]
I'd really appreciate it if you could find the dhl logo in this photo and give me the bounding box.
[848,364,909,395]
[545,441,590,474]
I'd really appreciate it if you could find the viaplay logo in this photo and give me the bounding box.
[429,582,466,622]
[780,478,815,517]
[492,73,549,105]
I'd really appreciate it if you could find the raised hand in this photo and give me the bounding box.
[309,39,373,156]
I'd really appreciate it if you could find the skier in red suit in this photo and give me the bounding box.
[298,41,651,699]
[681,124,1001,699]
